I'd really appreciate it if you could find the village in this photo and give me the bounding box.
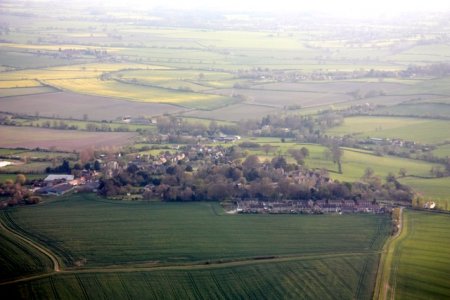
[0,140,417,213]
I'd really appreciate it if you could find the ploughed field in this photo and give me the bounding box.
[0,194,391,299]
[0,126,136,151]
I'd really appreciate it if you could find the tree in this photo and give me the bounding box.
[329,143,344,174]
[300,147,309,158]
[271,156,287,170]
[243,155,260,169]
[15,174,26,185]
[94,160,101,171]
[288,149,305,165]
[80,148,95,164]
[262,144,274,155]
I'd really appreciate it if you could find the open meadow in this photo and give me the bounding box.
[399,177,450,210]
[327,116,450,144]
[240,140,440,182]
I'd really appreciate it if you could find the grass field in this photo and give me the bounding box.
[327,116,450,144]
[210,88,352,108]
[184,103,281,121]
[16,117,157,133]
[0,162,52,174]
[399,177,450,210]
[383,210,450,299]
[241,141,439,182]
[373,103,450,119]
[432,143,450,158]
[0,174,45,183]
[310,148,438,181]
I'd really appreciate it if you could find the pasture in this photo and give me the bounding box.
[239,141,439,182]
[399,177,450,210]
[327,116,450,144]
[308,147,438,181]
[184,103,281,121]
[383,210,450,299]
[0,126,136,151]
[432,143,450,158]
[373,103,450,119]
[210,88,352,108]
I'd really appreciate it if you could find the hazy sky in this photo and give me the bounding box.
[106,0,450,16]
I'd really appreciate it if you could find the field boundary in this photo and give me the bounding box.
[372,207,404,300]
[0,214,61,279]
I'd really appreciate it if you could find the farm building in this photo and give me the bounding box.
[36,183,74,196]
[44,174,74,182]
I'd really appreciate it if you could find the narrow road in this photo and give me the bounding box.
[0,216,61,285]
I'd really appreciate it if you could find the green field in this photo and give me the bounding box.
[383,210,450,299]
[2,194,390,267]
[432,143,450,158]
[1,254,380,299]
[241,141,439,182]
[0,194,391,298]
[327,116,450,144]
[0,173,45,183]
[373,103,450,119]
[0,227,53,281]
[400,177,450,210]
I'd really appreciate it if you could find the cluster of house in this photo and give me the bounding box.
[363,137,430,150]
[210,135,241,143]
[104,144,231,177]
[236,199,385,214]
[121,116,157,125]
[34,171,99,196]
[423,201,436,209]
